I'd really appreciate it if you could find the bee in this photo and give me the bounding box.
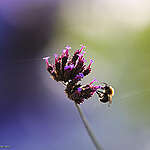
[96,83,114,104]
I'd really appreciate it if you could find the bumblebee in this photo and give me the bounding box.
[96,83,114,104]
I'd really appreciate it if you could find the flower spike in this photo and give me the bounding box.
[43,44,114,104]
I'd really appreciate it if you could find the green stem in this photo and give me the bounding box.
[74,102,104,150]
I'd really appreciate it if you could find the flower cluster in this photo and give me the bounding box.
[43,45,101,104]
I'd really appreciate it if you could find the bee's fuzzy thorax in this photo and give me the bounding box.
[109,86,114,96]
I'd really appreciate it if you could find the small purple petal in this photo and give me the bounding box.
[70,64,74,69]
[64,65,70,70]
[65,45,71,50]
[78,53,84,61]
[87,59,94,69]
[43,56,50,66]
[94,85,101,89]
[75,73,84,80]
[62,49,69,57]
[54,54,58,58]
[82,58,87,63]
[63,49,66,54]
[90,59,94,63]
[77,53,82,57]
[80,45,86,52]
[79,73,84,78]
[64,64,74,70]
[54,54,58,60]
[65,49,69,56]
[43,56,50,60]
[77,88,82,92]
[82,51,86,55]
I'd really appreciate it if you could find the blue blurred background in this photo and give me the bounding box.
[0,0,150,150]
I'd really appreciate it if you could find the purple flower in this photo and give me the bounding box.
[44,45,102,104]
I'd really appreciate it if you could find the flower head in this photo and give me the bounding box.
[43,45,112,104]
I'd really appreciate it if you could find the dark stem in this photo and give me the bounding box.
[74,102,104,150]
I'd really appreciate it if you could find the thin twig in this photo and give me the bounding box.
[74,102,104,150]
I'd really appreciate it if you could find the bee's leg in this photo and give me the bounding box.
[96,90,103,94]
[96,90,103,98]
[109,96,112,104]
[107,96,112,107]
[96,90,104,101]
